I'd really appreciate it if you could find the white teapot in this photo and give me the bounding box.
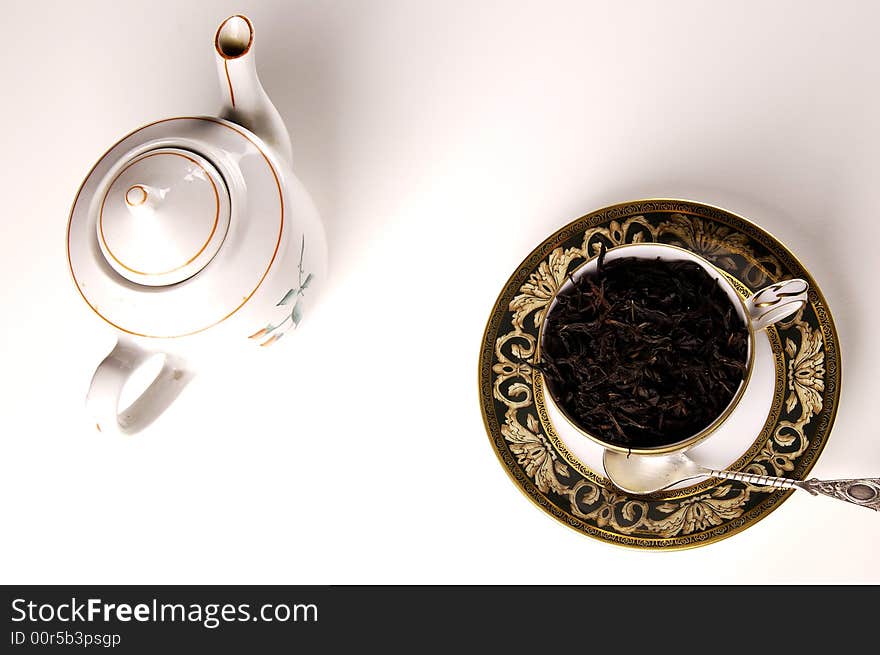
[67,16,327,435]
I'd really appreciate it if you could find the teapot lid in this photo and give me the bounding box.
[97,148,231,286]
[67,116,288,338]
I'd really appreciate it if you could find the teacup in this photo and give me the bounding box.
[537,242,808,456]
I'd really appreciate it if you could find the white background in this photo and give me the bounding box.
[2,0,879,584]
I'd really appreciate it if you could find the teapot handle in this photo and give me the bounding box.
[86,338,194,436]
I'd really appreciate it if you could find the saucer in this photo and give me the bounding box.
[478,199,840,549]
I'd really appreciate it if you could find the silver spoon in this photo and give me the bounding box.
[602,450,880,511]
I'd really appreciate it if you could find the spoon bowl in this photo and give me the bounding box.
[602,450,708,494]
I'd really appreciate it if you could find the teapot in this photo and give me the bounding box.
[66,15,327,435]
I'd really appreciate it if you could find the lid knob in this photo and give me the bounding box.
[124,184,152,208]
[97,148,231,287]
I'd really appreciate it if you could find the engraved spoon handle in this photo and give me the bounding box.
[708,468,801,490]
[707,469,880,511]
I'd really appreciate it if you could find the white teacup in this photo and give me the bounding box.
[538,243,808,456]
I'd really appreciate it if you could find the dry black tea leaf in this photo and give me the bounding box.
[539,249,748,449]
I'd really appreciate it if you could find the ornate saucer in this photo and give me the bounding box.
[478,199,840,549]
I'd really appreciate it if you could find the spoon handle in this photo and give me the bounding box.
[795,477,880,511]
[708,468,801,490]
[709,469,880,511]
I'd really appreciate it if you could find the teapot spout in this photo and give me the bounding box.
[214,15,293,165]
